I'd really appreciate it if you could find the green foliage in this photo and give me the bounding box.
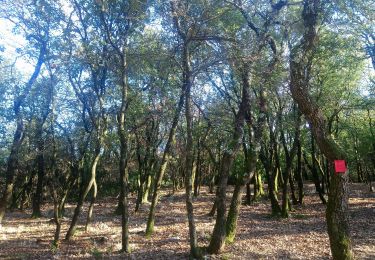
[91,247,103,259]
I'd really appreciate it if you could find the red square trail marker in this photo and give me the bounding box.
[334,160,347,173]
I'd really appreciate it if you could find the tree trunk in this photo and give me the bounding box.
[281,166,291,218]
[0,42,46,224]
[85,178,97,231]
[304,151,326,204]
[262,123,282,215]
[289,1,353,258]
[225,80,268,242]
[66,150,100,240]
[182,41,201,258]
[32,123,46,218]
[145,90,184,236]
[225,181,243,243]
[118,47,130,253]
[207,66,251,254]
[245,182,251,205]
[296,140,304,204]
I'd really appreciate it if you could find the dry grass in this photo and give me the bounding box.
[0,183,374,259]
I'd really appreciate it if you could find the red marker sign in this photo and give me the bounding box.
[334,160,347,173]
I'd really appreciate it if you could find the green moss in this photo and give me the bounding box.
[292,213,308,219]
[145,219,154,238]
[91,247,103,259]
[50,242,59,254]
[225,207,238,244]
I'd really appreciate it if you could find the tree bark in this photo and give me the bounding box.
[296,140,304,204]
[207,66,251,254]
[32,123,45,218]
[145,90,185,236]
[289,1,353,258]
[117,47,130,253]
[66,149,100,240]
[182,39,201,258]
[0,42,46,224]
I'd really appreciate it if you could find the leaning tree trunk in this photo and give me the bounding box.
[65,149,100,240]
[145,90,184,237]
[85,178,97,231]
[32,77,53,218]
[289,1,353,258]
[0,42,46,224]
[207,66,251,254]
[225,76,269,243]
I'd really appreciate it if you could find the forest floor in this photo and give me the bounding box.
[0,183,374,259]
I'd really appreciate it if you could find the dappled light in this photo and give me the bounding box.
[0,0,374,259]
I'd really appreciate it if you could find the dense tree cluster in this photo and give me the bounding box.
[0,0,373,259]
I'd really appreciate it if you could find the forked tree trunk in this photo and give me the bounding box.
[207,66,251,254]
[85,178,97,231]
[262,120,282,215]
[66,150,100,240]
[225,79,268,242]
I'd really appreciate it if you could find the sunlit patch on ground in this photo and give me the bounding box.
[0,183,373,259]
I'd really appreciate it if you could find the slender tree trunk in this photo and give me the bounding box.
[225,80,268,242]
[207,66,251,254]
[32,123,45,218]
[117,47,130,253]
[245,182,251,205]
[120,158,129,252]
[145,91,184,236]
[182,42,200,258]
[304,151,326,204]
[142,174,152,203]
[208,199,217,217]
[135,151,145,212]
[281,166,291,218]
[257,173,264,197]
[289,171,298,205]
[194,142,202,197]
[66,150,100,240]
[85,178,97,231]
[296,140,304,204]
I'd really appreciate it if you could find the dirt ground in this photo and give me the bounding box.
[0,183,374,259]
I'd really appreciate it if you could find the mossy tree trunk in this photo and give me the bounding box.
[145,58,185,237]
[279,106,301,218]
[289,1,353,258]
[207,65,251,254]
